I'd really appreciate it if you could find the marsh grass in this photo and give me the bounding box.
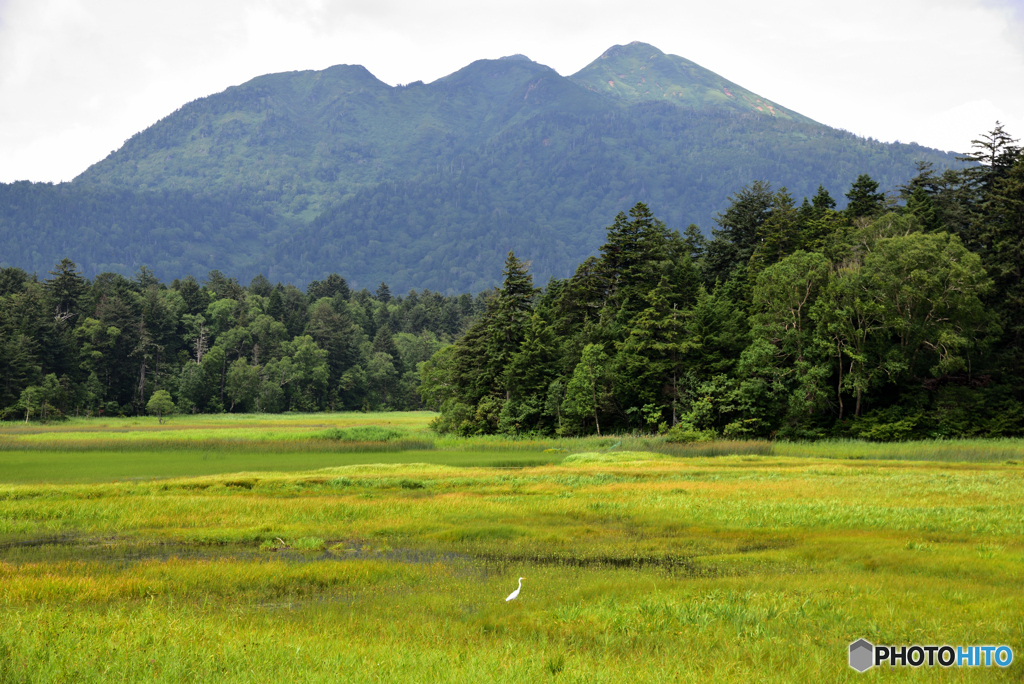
[0,455,1021,682]
[312,425,410,442]
[7,412,1021,465]
[775,438,1024,463]
[1,414,1023,680]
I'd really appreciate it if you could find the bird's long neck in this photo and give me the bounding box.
[517,578,522,590]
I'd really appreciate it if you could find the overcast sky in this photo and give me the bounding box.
[1,0,1022,184]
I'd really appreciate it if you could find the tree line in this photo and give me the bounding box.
[421,125,1024,440]
[0,263,487,419]
[3,124,1020,439]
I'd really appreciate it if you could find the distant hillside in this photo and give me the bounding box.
[0,42,963,292]
[569,43,817,123]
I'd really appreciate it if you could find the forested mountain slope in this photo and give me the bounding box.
[568,42,816,122]
[1,42,962,292]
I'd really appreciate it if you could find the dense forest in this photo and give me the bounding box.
[421,125,1024,440]
[0,264,486,419]
[0,43,961,293]
[3,125,1019,440]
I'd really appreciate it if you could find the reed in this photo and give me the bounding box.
[0,454,1020,682]
[1,414,1022,681]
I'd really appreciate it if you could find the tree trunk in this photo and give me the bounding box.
[220,355,227,408]
[672,370,678,426]
[837,341,844,421]
[137,362,147,413]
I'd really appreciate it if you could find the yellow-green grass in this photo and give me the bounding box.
[775,438,1024,463]
[0,411,436,432]
[0,449,563,485]
[0,411,435,446]
[1,455,1022,682]
[5,413,1023,464]
[0,413,774,483]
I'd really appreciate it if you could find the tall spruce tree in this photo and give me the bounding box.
[844,174,886,220]
[905,185,941,232]
[705,180,775,284]
[598,202,676,315]
[811,185,837,214]
[616,277,692,426]
[372,324,403,375]
[979,155,1024,352]
[748,187,800,277]
[486,252,536,400]
[44,258,87,322]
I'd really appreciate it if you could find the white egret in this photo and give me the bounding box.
[505,577,524,602]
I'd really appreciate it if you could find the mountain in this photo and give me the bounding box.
[0,42,962,292]
[569,43,816,123]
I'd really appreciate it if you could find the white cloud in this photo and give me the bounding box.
[1,0,1022,182]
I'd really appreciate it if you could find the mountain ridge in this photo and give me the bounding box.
[1,42,963,292]
[71,42,826,206]
[569,42,817,124]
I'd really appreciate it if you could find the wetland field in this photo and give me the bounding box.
[0,413,1022,682]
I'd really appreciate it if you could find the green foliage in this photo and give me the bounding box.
[314,426,407,442]
[705,180,776,283]
[844,173,887,219]
[0,46,962,294]
[664,424,716,443]
[0,255,483,418]
[1,124,1020,438]
[145,390,176,423]
[426,152,1024,439]
[562,344,610,436]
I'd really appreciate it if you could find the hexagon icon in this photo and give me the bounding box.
[849,639,874,672]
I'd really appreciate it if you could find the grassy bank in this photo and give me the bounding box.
[4,412,1023,485]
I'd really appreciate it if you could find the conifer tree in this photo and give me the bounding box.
[811,185,836,214]
[617,277,692,425]
[308,274,350,302]
[248,274,273,298]
[681,224,707,260]
[177,275,208,317]
[979,156,1024,350]
[504,311,560,402]
[905,185,941,232]
[267,286,284,322]
[44,258,87,322]
[307,299,359,387]
[372,324,403,375]
[959,122,1021,194]
[486,251,536,399]
[844,174,886,220]
[705,180,775,283]
[748,187,799,277]
[598,202,675,313]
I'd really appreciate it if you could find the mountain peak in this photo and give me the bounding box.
[572,42,815,124]
[601,41,663,58]
[15,42,958,295]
